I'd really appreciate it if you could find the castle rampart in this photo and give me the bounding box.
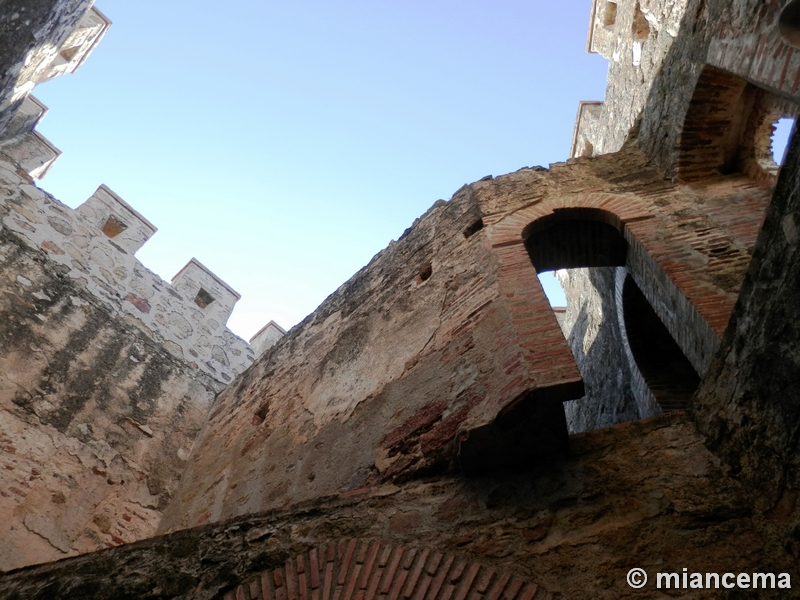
[0,0,285,571]
[0,1,108,136]
[0,167,257,385]
[4,0,800,596]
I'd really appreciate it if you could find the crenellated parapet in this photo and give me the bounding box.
[573,0,691,158]
[0,2,110,179]
[249,320,287,355]
[172,259,241,329]
[0,2,291,386]
[0,163,259,386]
[76,185,157,255]
[0,2,110,135]
[35,6,111,84]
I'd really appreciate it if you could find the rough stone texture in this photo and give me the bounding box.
[4,0,800,596]
[557,267,645,434]
[0,128,60,180]
[160,146,770,533]
[0,225,222,571]
[0,3,109,180]
[2,414,797,599]
[0,157,256,384]
[574,0,691,158]
[693,117,800,535]
[0,0,96,135]
[635,0,800,177]
[159,190,576,531]
[576,0,800,185]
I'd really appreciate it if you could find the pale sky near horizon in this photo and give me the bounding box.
[32,1,611,340]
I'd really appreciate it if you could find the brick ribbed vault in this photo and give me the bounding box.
[223,539,551,600]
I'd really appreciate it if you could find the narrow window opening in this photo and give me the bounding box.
[194,288,215,309]
[603,1,617,26]
[462,218,484,238]
[780,0,800,48]
[101,215,128,238]
[59,46,81,62]
[771,117,795,165]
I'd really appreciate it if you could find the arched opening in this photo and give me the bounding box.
[522,208,626,271]
[676,66,799,182]
[526,208,625,319]
[621,275,700,410]
[521,208,698,429]
[779,0,800,49]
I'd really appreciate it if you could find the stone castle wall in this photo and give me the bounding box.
[0,161,257,385]
[4,0,800,596]
[160,143,773,533]
[3,413,797,599]
[556,266,646,433]
[0,0,287,572]
[0,222,220,570]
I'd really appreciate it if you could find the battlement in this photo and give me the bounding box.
[76,185,157,255]
[574,0,691,158]
[172,258,242,327]
[249,320,287,355]
[0,2,110,178]
[0,128,61,180]
[0,165,259,385]
[38,6,111,84]
[570,101,603,158]
[0,1,288,385]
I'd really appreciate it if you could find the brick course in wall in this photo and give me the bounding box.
[475,157,770,376]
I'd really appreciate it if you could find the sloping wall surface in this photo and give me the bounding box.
[161,146,772,533]
[2,413,797,599]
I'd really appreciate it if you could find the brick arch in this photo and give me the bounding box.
[223,539,552,600]
[489,201,704,413]
[675,65,799,183]
[620,273,700,411]
[484,188,769,382]
[522,207,626,272]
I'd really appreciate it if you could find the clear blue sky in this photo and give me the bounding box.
[33,0,609,340]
